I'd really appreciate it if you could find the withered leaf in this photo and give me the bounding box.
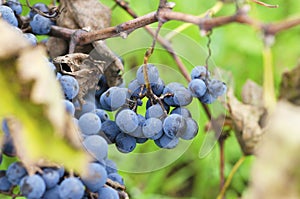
[48,0,124,101]
[53,53,104,105]
[279,64,300,106]
[226,80,266,155]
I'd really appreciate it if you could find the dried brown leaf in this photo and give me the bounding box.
[53,53,105,105]
[280,64,300,106]
[227,81,266,155]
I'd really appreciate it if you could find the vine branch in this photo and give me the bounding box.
[50,5,300,53]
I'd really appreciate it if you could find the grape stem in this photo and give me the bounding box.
[49,5,300,48]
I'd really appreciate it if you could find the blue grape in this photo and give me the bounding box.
[59,177,84,199]
[47,61,56,72]
[20,174,46,199]
[75,99,96,118]
[207,79,227,98]
[154,134,179,149]
[100,87,128,111]
[115,109,139,134]
[29,3,49,19]
[83,135,108,161]
[82,163,107,192]
[115,133,136,153]
[2,135,16,157]
[59,75,79,100]
[23,33,38,46]
[95,75,109,100]
[142,118,163,139]
[173,87,193,106]
[105,159,117,174]
[128,79,146,98]
[79,112,102,136]
[6,162,27,185]
[100,120,121,143]
[191,66,210,80]
[94,109,110,122]
[170,107,191,118]
[63,100,75,116]
[56,167,65,178]
[136,64,159,85]
[130,114,145,138]
[41,168,60,189]
[145,104,165,119]
[43,185,61,199]
[178,118,199,140]
[30,14,52,35]
[188,79,207,98]
[199,90,216,104]
[151,78,165,96]
[98,186,119,199]
[108,173,124,185]
[0,171,12,191]
[146,99,170,113]
[136,137,148,144]
[0,6,18,27]
[6,0,22,15]
[163,82,192,106]
[163,114,187,139]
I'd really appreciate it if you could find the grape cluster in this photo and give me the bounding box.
[0,1,54,46]
[1,119,122,199]
[92,64,227,152]
[1,1,227,198]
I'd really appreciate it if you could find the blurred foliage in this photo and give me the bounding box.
[1,0,299,199]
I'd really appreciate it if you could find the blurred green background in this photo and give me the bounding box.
[1,0,300,198]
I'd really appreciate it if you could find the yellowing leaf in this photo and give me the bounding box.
[0,19,89,174]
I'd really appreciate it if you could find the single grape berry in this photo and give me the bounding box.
[23,33,38,46]
[115,133,136,153]
[41,168,60,189]
[101,120,122,143]
[142,118,163,139]
[163,114,187,139]
[154,134,179,149]
[59,75,79,100]
[83,135,108,161]
[29,3,49,19]
[0,5,18,27]
[43,186,60,199]
[188,79,207,98]
[207,79,227,98]
[136,64,160,85]
[170,107,192,118]
[191,66,210,80]
[0,171,12,191]
[98,186,119,199]
[108,173,124,185]
[59,177,85,199]
[178,117,199,140]
[30,14,52,35]
[20,174,46,199]
[82,163,107,192]
[6,162,27,185]
[115,109,139,134]
[6,0,22,15]
[78,112,102,136]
